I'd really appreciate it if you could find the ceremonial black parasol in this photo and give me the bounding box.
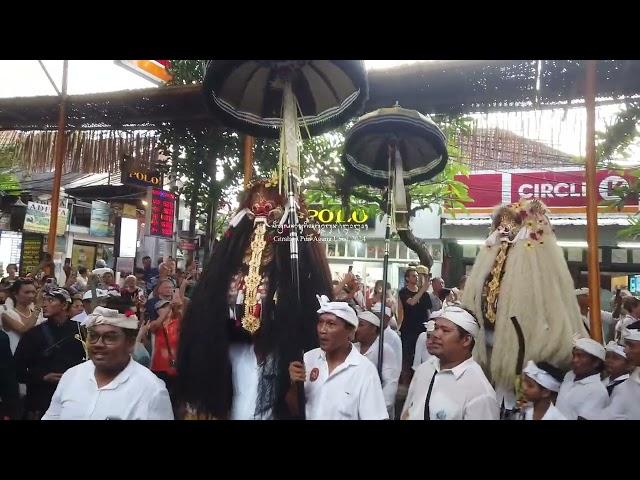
[342,104,448,188]
[202,59,369,419]
[202,60,368,140]
[341,104,448,378]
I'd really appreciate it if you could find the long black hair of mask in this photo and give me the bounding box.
[175,214,333,419]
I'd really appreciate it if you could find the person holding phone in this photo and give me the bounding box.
[144,279,175,323]
[149,298,181,411]
[398,268,432,383]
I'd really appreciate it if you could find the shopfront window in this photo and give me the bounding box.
[71,203,91,228]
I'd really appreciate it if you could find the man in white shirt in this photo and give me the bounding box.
[428,277,445,313]
[287,295,388,420]
[42,307,173,420]
[81,289,110,316]
[602,341,631,396]
[413,315,440,370]
[401,306,499,420]
[614,296,640,341]
[582,323,640,420]
[575,288,621,342]
[372,302,403,377]
[555,336,609,420]
[520,360,567,420]
[354,310,399,417]
[74,266,89,291]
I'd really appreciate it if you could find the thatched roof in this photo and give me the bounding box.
[0,84,211,131]
[1,60,639,132]
[0,130,160,174]
[366,60,640,113]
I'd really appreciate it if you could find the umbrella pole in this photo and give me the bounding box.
[242,135,254,188]
[585,60,602,342]
[377,143,394,377]
[47,60,68,255]
[287,166,301,318]
[282,78,305,419]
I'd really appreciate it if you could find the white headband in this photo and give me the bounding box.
[84,306,139,330]
[372,302,392,319]
[358,310,381,328]
[574,288,590,296]
[622,327,640,342]
[523,360,562,392]
[573,336,606,361]
[605,341,627,359]
[436,306,480,338]
[316,295,358,328]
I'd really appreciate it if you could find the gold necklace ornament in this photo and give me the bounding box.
[241,218,268,334]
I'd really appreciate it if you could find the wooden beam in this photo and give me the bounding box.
[47,61,68,255]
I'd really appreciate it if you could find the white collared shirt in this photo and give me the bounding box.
[228,343,273,420]
[401,357,499,420]
[590,367,640,420]
[555,371,609,420]
[615,314,638,341]
[71,311,88,324]
[384,326,403,374]
[523,402,567,420]
[412,332,432,370]
[41,358,174,420]
[602,373,630,387]
[354,337,399,411]
[303,346,388,420]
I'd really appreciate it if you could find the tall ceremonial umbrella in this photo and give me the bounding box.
[202,60,369,417]
[341,104,448,376]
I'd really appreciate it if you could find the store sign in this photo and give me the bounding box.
[19,232,43,276]
[455,170,637,209]
[122,204,137,218]
[123,168,163,188]
[512,172,633,206]
[90,201,112,237]
[307,208,369,224]
[150,189,175,238]
[23,202,68,236]
[179,240,196,251]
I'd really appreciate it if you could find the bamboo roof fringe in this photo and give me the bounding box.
[1,61,640,132]
[0,130,161,174]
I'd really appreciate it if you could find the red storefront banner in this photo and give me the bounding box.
[454,173,503,208]
[455,170,636,209]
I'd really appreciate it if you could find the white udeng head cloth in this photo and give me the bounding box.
[357,310,381,328]
[605,341,627,359]
[434,306,480,338]
[622,326,640,342]
[523,360,562,392]
[316,295,358,328]
[84,306,139,330]
[573,335,606,361]
[372,302,392,319]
